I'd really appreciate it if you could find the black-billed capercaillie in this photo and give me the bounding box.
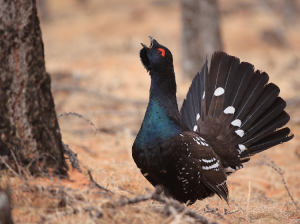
[132,37,294,205]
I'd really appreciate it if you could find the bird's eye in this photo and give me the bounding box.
[157,48,165,57]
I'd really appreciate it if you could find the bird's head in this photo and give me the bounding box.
[140,36,173,73]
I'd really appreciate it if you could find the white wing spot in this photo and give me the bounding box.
[238,144,246,152]
[224,106,235,114]
[202,161,220,170]
[202,91,205,99]
[193,125,197,131]
[199,137,205,141]
[235,130,244,137]
[231,119,241,127]
[196,113,200,121]
[214,87,225,96]
[202,158,216,163]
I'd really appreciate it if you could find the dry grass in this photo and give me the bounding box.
[2,0,300,223]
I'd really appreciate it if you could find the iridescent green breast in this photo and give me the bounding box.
[134,99,182,151]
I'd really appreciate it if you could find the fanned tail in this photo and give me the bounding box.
[180,60,206,131]
[180,51,293,173]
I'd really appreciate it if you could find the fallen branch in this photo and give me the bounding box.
[201,204,231,224]
[108,186,218,224]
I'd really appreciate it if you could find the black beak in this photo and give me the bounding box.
[141,36,154,49]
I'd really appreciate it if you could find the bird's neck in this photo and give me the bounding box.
[134,68,183,149]
[149,68,181,121]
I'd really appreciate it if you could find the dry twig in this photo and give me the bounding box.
[230,199,253,221]
[258,154,300,212]
[87,170,115,195]
[109,186,218,224]
[201,204,231,224]
[57,112,98,136]
[0,156,28,186]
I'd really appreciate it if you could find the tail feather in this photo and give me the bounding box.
[241,111,290,147]
[233,71,269,122]
[223,56,240,111]
[180,61,206,131]
[241,127,293,158]
[205,53,224,116]
[230,62,254,111]
[180,51,294,172]
[207,52,230,117]
[239,83,280,132]
[238,97,286,143]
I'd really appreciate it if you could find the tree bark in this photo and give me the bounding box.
[0,0,68,175]
[181,0,222,79]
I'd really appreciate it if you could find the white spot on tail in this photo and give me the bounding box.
[224,106,235,114]
[196,113,200,121]
[238,144,246,152]
[231,119,241,127]
[203,91,205,99]
[235,130,244,137]
[214,87,225,96]
[193,125,197,131]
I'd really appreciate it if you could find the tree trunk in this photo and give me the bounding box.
[0,0,68,175]
[181,0,222,79]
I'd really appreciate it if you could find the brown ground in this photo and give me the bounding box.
[1,0,300,223]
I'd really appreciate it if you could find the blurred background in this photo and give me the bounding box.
[36,0,300,217]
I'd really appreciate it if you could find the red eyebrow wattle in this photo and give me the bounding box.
[158,48,165,57]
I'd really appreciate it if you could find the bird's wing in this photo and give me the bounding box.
[161,131,229,202]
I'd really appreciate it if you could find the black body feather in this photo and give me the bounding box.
[133,39,294,205]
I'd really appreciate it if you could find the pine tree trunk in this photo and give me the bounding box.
[181,0,222,79]
[0,0,68,175]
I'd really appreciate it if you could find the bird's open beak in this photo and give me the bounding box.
[141,36,154,49]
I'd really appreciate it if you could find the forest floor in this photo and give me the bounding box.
[1,0,300,223]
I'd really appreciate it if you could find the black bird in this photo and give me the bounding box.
[132,37,294,205]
